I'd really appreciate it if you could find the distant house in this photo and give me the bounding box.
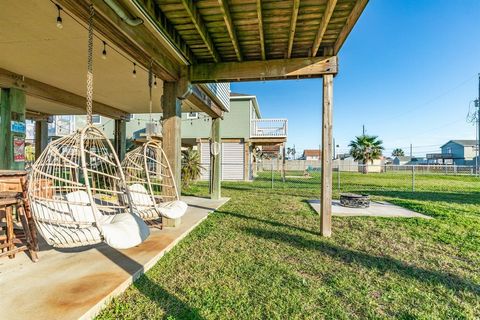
[392,156,425,166]
[427,140,477,165]
[301,149,321,160]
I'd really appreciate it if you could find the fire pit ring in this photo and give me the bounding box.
[340,193,370,208]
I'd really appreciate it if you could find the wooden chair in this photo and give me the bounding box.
[0,171,39,262]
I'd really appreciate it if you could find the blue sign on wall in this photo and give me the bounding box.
[11,121,26,134]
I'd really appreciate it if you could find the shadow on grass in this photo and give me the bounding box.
[243,227,480,297]
[218,210,320,237]
[94,245,203,319]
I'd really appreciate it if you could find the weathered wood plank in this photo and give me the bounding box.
[217,0,242,61]
[321,74,333,237]
[180,0,221,62]
[162,82,182,192]
[256,0,266,60]
[287,0,300,58]
[311,0,338,57]
[190,56,338,82]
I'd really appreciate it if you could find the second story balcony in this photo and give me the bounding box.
[250,119,288,138]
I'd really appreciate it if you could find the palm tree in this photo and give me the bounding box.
[349,135,384,174]
[181,148,203,188]
[392,148,405,157]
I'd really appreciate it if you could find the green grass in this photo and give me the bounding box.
[97,172,480,319]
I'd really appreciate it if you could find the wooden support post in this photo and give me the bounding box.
[244,141,250,181]
[210,117,221,200]
[0,88,26,170]
[34,120,48,160]
[114,119,127,161]
[162,82,182,193]
[321,74,333,237]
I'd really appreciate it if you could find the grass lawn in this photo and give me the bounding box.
[97,172,480,319]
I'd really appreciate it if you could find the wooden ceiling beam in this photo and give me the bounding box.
[26,110,51,121]
[190,56,338,83]
[287,0,300,59]
[217,0,242,62]
[256,0,266,60]
[57,0,181,81]
[180,0,221,62]
[334,0,369,54]
[0,68,129,120]
[311,0,337,57]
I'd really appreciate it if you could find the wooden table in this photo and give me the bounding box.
[0,170,39,262]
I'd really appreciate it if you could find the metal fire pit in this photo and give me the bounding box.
[339,193,370,208]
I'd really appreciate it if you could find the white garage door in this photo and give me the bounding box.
[200,142,210,181]
[222,142,244,180]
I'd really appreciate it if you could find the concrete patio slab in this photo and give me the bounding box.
[307,200,431,219]
[0,196,229,320]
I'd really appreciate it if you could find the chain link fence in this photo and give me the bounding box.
[253,160,480,196]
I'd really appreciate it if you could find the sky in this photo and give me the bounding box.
[231,0,480,158]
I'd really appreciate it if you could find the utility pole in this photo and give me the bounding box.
[475,97,479,177]
[410,143,413,158]
[476,73,480,177]
[362,125,365,136]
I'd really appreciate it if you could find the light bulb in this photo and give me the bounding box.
[56,16,63,29]
[132,63,137,78]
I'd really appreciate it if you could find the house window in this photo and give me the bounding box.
[91,115,101,124]
[187,112,198,119]
[446,147,452,154]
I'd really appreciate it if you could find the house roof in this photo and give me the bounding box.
[441,140,477,148]
[394,156,412,161]
[230,92,261,118]
[303,149,321,157]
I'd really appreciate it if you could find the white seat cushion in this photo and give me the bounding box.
[128,184,155,210]
[30,200,103,247]
[156,200,188,219]
[100,212,150,249]
[65,190,97,222]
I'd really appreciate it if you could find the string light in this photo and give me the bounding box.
[132,63,137,78]
[55,4,63,29]
[102,41,107,59]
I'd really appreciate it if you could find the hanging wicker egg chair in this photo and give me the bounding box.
[27,4,149,249]
[28,125,150,248]
[122,139,188,223]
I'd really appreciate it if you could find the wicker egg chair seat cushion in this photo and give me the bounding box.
[128,184,188,220]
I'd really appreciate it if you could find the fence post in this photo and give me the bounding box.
[271,161,274,189]
[412,165,415,192]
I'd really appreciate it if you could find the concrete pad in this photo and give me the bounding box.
[307,200,431,219]
[0,196,229,320]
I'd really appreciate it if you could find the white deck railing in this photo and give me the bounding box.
[250,119,287,138]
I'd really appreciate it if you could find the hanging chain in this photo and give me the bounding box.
[86,4,95,125]
[148,60,153,124]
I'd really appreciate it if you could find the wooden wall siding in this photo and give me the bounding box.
[150,0,364,63]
